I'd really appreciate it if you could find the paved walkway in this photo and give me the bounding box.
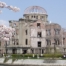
[0,58,66,65]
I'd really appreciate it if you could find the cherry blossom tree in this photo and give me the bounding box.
[0,25,15,41]
[0,25,15,54]
[0,1,20,13]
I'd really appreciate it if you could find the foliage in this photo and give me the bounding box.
[0,1,20,13]
[43,53,63,58]
[10,53,63,59]
[0,25,15,41]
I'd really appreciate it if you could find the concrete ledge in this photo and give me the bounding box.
[0,58,66,66]
[1,63,66,66]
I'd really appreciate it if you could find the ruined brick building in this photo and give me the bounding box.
[6,6,66,54]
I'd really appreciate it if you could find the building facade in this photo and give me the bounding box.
[7,6,66,54]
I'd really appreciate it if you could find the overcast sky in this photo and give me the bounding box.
[0,0,66,28]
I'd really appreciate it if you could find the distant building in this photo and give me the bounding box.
[7,6,66,54]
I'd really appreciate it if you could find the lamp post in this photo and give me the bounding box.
[52,43,56,54]
[52,42,56,59]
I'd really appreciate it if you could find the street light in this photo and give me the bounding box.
[52,43,56,54]
[52,42,56,59]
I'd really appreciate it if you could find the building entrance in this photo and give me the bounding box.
[23,50,27,54]
[12,48,17,54]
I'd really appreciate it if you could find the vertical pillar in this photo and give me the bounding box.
[34,49,35,54]
[17,49,19,54]
[41,49,42,54]
[20,49,23,54]
[27,49,31,54]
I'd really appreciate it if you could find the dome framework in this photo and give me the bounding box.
[24,6,47,14]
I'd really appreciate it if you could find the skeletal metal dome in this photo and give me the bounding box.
[24,6,47,14]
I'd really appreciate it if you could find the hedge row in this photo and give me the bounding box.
[4,53,63,58]
[43,54,63,58]
[11,54,37,58]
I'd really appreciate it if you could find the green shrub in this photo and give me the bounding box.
[23,54,37,58]
[11,54,38,59]
[4,54,7,57]
[11,54,23,59]
[11,53,63,59]
[43,53,63,58]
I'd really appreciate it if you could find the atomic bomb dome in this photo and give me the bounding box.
[24,6,47,14]
[6,6,66,55]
